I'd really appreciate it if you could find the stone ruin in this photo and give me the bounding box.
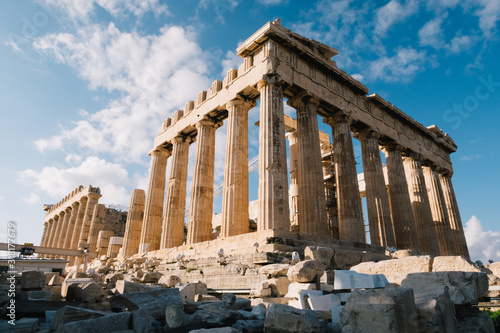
[4,20,497,332]
[39,185,127,265]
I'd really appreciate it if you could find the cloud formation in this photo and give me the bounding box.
[33,23,212,163]
[464,215,500,263]
[292,0,500,83]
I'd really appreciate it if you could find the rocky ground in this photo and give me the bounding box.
[1,247,499,332]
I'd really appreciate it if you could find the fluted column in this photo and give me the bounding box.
[45,219,56,248]
[289,94,328,235]
[40,222,49,247]
[356,130,395,247]
[139,148,170,253]
[62,202,79,259]
[56,208,72,249]
[51,211,65,249]
[221,100,255,237]
[257,78,290,231]
[286,130,299,231]
[440,173,470,257]
[423,165,455,255]
[70,197,87,250]
[321,142,339,239]
[161,136,191,248]
[88,204,107,251]
[122,189,146,257]
[384,144,420,251]
[78,193,100,245]
[189,119,220,243]
[324,113,365,243]
[403,155,440,255]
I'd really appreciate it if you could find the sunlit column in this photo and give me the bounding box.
[161,136,192,248]
[139,148,170,253]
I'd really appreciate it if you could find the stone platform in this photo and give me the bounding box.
[83,230,392,290]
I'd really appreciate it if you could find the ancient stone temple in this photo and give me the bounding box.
[39,185,128,262]
[127,20,468,259]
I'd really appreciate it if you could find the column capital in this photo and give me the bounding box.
[171,135,193,145]
[439,169,454,178]
[287,91,320,109]
[225,97,256,110]
[65,206,72,213]
[71,201,79,209]
[381,142,404,154]
[256,74,283,91]
[323,112,352,127]
[196,118,222,130]
[353,128,381,141]
[87,192,101,201]
[43,221,49,226]
[150,148,171,158]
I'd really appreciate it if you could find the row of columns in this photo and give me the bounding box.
[135,79,468,257]
[40,193,101,257]
[40,192,101,262]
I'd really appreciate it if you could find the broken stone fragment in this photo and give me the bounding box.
[264,303,321,333]
[21,270,46,290]
[115,288,183,320]
[258,263,290,278]
[304,246,335,269]
[339,288,419,333]
[401,271,489,305]
[287,259,325,283]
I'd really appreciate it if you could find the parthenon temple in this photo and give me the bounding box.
[40,20,469,265]
[39,185,127,263]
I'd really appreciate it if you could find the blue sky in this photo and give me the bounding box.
[0,0,499,262]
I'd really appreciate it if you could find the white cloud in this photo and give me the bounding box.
[41,0,168,22]
[220,50,242,77]
[464,215,500,263]
[418,16,445,49]
[257,0,287,5]
[375,0,420,36]
[473,0,500,37]
[351,73,364,82]
[459,153,483,161]
[33,23,212,163]
[368,47,429,82]
[23,193,41,205]
[445,33,477,54]
[18,156,131,205]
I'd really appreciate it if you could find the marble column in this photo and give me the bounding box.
[403,155,441,255]
[139,148,170,253]
[440,173,470,257]
[88,204,107,252]
[324,113,365,243]
[189,119,219,243]
[321,141,339,239]
[384,144,420,251]
[221,99,255,238]
[422,168,453,254]
[356,130,395,247]
[51,211,65,249]
[423,166,455,255]
[78,193,100,245]
[40,222,49,247]
[286,130,299,231]
[63,202,79,259]
[257,78,290,231]
[160,136,191,248]
[46,219,56,248]
[289,94,328,235]
[122,189,146,257]
[68,197,87,266]
[56,208,72,249]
